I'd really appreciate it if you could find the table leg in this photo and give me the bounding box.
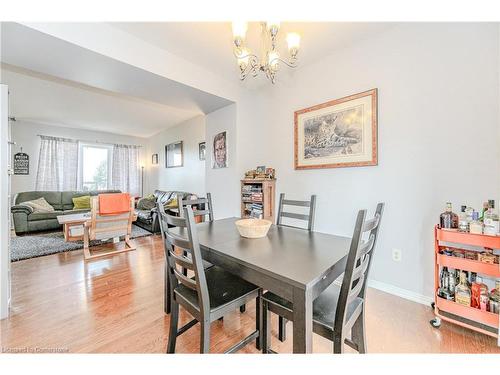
[292,287,313,353]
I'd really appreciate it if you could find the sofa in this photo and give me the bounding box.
[134,190,199,233]
[11,190,121,235]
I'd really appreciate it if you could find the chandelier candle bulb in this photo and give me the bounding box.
[268,51,280,71]
[266,20,280,36]
[286,32,301,55]
[232,21,248,45]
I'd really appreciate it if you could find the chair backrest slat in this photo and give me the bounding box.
[334,202,384,332]
[173,268,198,290]
[276,193,316,232]
[179,193,214,222]
[168,249,195,271]
[157,202,211,318]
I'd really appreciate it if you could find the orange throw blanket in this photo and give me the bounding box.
[98,193,131,215]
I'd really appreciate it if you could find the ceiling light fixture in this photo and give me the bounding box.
[232,21,300,84]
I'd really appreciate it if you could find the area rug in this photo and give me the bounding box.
[10,225,152,262]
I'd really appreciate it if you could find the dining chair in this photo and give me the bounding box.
[261,203,384,353]
[275,192,317,341]
[162,193,216,314]
[161,205,262,353]
[179,193,214,222]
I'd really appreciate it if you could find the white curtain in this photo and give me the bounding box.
[35,135,78,191]
[112,144,140,196]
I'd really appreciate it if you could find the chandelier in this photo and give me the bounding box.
[232,22,300,84]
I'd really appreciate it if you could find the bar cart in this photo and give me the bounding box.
[431,225,500,341]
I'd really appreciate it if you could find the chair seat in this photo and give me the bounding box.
[174,266,259,313]
[263,283,363,331]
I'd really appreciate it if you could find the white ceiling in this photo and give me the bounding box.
[111,22,396,85]
[0,22,233,137]
[1,65,201,138]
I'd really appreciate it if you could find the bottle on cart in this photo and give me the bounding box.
[483,200,500,236]
[489,280,500,314]
[438,267,454,300]
[469,211,483,234]
[471,276,488,309]
[479,201,489,222]
[440,202,458,229]
[458,206,469,232]
[455,271,471,307]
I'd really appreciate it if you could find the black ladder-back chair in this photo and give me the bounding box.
[162,193,214,314]
[160,205,262,353]
[178,193,214,222]
[275,193,317,341]
[261,203,384,353]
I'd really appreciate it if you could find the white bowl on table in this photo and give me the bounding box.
[235,219,272,239]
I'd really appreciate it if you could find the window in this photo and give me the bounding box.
[78,143,113,191]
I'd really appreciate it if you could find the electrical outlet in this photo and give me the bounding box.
[392,248,402,262]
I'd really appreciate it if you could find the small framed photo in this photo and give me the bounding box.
[165,141,183,168]
[151,153,158,165]
[256,165,266,174]
[199,142,206,161]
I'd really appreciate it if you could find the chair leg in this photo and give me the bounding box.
[278,316,287,342]
[167,301,179,353]
[262,300,271,353]
[164,263,171,314]
[200,321,210,354]
[255,293,262,350]
[333,332,345,354]
[351,310,366,353]
[240,304,246,313]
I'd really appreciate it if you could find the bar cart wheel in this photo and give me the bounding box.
[430,317,441,328]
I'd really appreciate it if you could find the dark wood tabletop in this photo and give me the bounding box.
[169,217,351,353]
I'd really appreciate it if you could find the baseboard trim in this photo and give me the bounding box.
[367,279,434,306]
[332,278,433,306]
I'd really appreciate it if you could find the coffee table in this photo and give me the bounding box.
[57,212,91,242]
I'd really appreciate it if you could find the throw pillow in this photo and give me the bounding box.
[19,197,55,213]
[164,196,178,209]
[72,195,91,210]
[137,195,156,210]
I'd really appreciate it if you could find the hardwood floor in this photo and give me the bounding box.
[1,235,499,353]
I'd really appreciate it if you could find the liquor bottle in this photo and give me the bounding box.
[471,276,488,309]
[455,271,471,307]
[438,267,454,300]
[489,280,500,314]
[479,201,489,222]
[483,200,500,236]
[458,206,468,232]
[440,202,458,229]
[469,211,483,234]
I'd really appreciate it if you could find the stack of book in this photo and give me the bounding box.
[249,203,263,219]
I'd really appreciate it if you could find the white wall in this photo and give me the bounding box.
[206,104,240,219]
[236,23,500,300]
[11,120,147,197]
[146,115,206,196]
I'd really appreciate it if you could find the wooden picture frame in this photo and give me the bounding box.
[165,141,183,168]
[294,89,378,170]
[151,153,158,165]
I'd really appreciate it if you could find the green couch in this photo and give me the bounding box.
[11,190,121,235]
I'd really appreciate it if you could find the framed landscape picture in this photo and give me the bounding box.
[294,89,378,170]
[165,141,183,168]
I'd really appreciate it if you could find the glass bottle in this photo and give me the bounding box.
[455,271,471,307]
[458,205,468,232]
[438,267,454,300]
[479,201,489,222]
[483,200,499,236]
[489,280,500,314]
[471,276,488,309]
[440,202,458,229]
[469,211,483,234]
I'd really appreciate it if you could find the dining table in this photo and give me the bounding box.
[168,217,351,353]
